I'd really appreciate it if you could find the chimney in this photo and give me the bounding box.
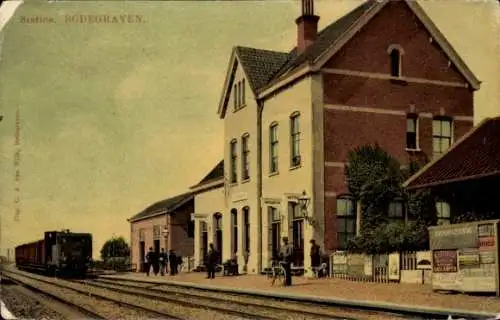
[296,0,320,54]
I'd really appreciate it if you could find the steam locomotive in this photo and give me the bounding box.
[15,230,92,278]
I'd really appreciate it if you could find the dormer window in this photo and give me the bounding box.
[233,79,246,111]
[387,45,404,78]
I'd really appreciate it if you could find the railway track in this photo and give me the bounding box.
[1,269,185,319]
[78,277,407,320]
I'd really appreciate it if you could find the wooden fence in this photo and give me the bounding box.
[329,250,431,284]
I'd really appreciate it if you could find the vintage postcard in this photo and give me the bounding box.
[0,0,499,319]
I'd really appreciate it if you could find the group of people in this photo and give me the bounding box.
[144,247,182,276]
[277,237,323,286]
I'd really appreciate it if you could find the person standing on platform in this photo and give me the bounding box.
[169,249,177,276]
[205,243,218,279]
[145,247,154,276]
[159,248,168,276]
[279,237,294,286]
[310,239,322,277]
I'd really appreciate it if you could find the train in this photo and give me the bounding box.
[15,229,92,278]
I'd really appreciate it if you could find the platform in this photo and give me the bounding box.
[100,272,500,317]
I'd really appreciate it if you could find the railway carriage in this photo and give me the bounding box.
[15,230,92,278]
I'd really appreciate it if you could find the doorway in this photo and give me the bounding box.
[214,213,223,264]
[139,241,145,272]
[201,222,208,264]
[154,239,160,255]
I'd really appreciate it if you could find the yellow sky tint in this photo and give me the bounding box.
[0,0,498,259]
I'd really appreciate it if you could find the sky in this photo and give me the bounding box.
[0,0,498,259]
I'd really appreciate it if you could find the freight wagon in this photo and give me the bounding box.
[15,229,92,278]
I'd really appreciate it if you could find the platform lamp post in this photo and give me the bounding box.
[298,190,312,225]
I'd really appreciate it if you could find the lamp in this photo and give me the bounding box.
[298,190,311,215]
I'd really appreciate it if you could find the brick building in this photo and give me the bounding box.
[193,0,480,276]
[128,192,195,271]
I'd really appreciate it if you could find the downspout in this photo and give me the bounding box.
[257,100,264,273]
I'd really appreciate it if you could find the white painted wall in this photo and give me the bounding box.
[222,61,260,273]
[260,76,318,275]
[193,186,225,267]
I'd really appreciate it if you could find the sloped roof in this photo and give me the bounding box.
[403,117,500,190]
[235,47,290,92]
[190,160,224,189]
[218,0,481,112]
[269,0,374,83]
[128,191,194,222]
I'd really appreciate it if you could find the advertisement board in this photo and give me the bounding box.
[433,250,458,273]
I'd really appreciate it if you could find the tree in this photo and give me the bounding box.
[100,236,130,260]
[345,144,435,253]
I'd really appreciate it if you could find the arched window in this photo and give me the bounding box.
[269,122,279,174]
[336,196,356,250]
[290,112,301,167]
[241,133,250,180]
[387,45,404,78]
[230,139,238,183]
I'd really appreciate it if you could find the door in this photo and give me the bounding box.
[292,219,304,266]
[139,241,145,272]
[216,230,223,264]
[271,222,281,261]
[201,231,208,263]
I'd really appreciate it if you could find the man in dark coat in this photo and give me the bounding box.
[145,247,154,276]
[205,243,218,279]
[279,237,294,286]
[159,248,168,276]
[169,249,177,276]
[310,239,322,277]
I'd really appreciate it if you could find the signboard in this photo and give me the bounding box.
[416,251,432,270]
[388,253,400,280]
[433,250,458,273]
[458,248,480,268]
[429,225,477,250]
[347,254,364,277]
[331,251,347,275]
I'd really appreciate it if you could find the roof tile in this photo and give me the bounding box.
[406,117,500,189]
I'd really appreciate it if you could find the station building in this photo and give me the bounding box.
[128,192,195,271]
[192,0,481,276]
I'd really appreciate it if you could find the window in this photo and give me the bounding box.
[243,207,250,253]
[269,123,279,174]
[337,197,356,250]
[230,139,237,183]
[388,200,404,222]
[436,201,451,225]
[290,202,304,267]
[390,48,402,77]
[432,118,452,158]
[233,79,246,110]
[290,112,301,167]
[231,209,238,256]
[269,206,281,261]
[241,134,250,180]
[406,114,418,150]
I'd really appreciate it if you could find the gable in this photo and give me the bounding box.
[312,0,480,90]
[324,1,467,84]
[217,46,289,118]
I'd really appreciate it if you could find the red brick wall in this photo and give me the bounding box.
[320,1,474,251]
[325,1,466,84]
[170,199,195,257]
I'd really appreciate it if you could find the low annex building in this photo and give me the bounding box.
[128,192,194,272]
[193,0,480,276]
[404,117,500,221]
